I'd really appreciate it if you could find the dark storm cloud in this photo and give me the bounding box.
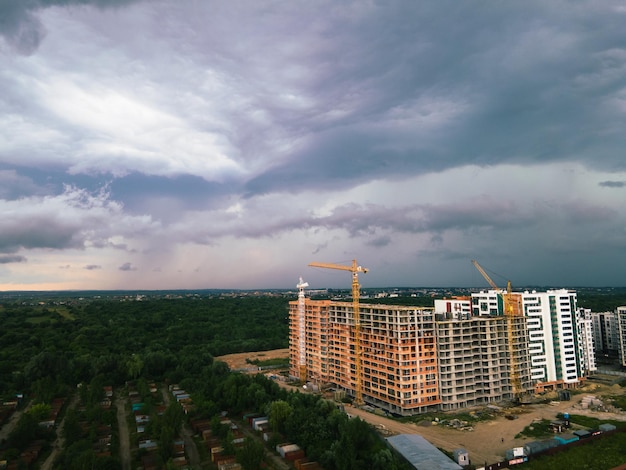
[188,199,521,241]
[0,215,81,253]
[313,201,525,238]
[0,186,158,259]
[0,254,27,264]
[367,236,391,248]
[118,262,136,271]
[243,1,626,196]
[0,0,143,54]
[109,173,233,216]
[599,181,625,188]
[2,1,626,288]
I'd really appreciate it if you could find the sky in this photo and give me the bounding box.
[1,0,626,291]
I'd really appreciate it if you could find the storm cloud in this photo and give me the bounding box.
[1,1,626,290]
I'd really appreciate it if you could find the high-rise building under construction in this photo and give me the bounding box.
[289,299,441,415]
[289,286,594,415]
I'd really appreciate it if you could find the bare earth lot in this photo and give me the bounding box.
[215,348,290,370]
[216,350,626,465]
[349,393,626,465]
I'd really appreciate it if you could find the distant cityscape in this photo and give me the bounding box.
[2,285,625,301]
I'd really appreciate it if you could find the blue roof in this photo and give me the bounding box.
[387,434,463,470]
[554,433,579,444]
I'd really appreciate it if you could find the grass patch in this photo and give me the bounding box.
[561,414,626,430]
[611,394,626,411]
[245,357,289,367]
[518,419,553,439]
[399,410,495,425]
[26,315,57,324]
[520,431,626,469]
[54,307,75,320]
[23,306,75,323]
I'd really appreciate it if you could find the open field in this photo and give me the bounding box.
[215,348,290,371]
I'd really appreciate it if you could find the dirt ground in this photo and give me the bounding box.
[350,393,625,465]
[351,381,626,466]
[215,348,290,370]
[216,350,626,465]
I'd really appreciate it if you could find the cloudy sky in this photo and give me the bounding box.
[1,0,626,291]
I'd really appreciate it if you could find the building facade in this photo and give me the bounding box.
[471,289,591,391]
[434,298,472,320]
[576,308,597,376]
[521,290,586,390]
[590,310,621,357]
[435,313,532,410]
[289,299,441,415]
[288,299,331,385]
[618,307,626,367]
[289,288,593,415]
[589,308,626,366]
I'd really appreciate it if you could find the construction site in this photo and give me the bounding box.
[289,259,595,416]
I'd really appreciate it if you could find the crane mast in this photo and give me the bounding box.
[309,259,367,406]
[297,277,309,384]
[471,259,523,400]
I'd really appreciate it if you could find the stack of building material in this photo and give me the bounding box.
[580,395,602,409]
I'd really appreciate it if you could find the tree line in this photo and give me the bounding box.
[0,295,411,469]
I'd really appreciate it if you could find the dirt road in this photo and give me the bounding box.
[40,394,79,470]
[116,394,131,470]
[0,402,32,442]
[161,385,203,469]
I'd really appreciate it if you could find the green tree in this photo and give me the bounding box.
[237,437,265,470]
[267,399,293,435]
[126,353,144,379]
[371,448,398,470]
[61,409,83,442]
[27,403,51,422]
[223,429,236,456]
[332,418,379,470]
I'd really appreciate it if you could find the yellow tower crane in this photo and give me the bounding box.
[471,259,523,400]
[309,259,368,406]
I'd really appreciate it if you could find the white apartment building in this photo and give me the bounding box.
[576,308,597,376]
[522,289,585,389]
[618,306,626,367]
[471,291,503,317]
[471,289,590,391]
[590,310,621,356]
[434,298,472,320]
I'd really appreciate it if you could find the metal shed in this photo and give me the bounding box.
[387,434,462,470]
